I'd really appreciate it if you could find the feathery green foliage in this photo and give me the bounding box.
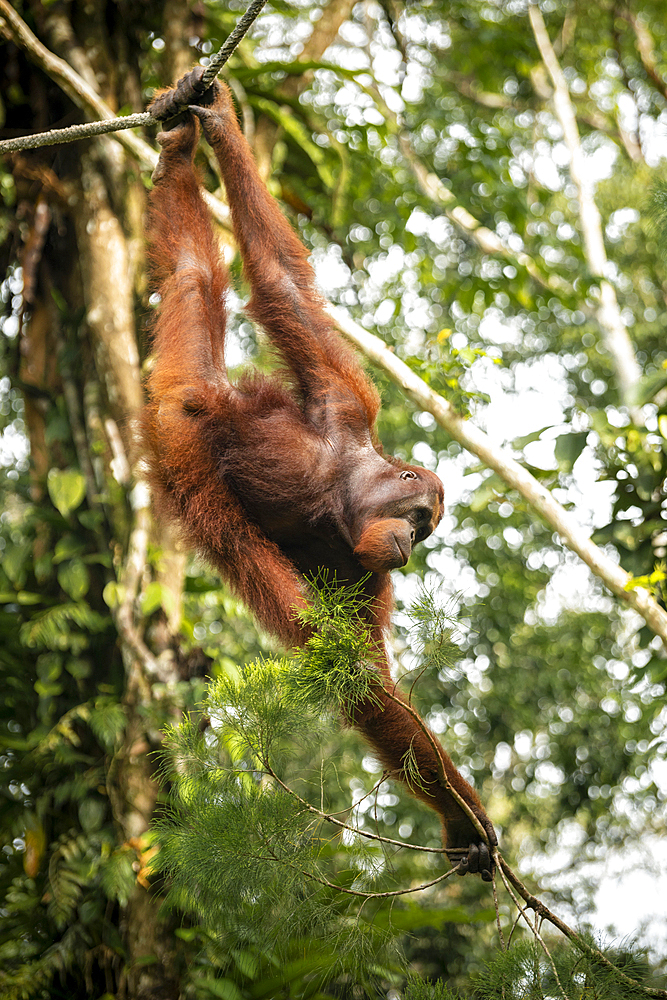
[290,572,382,712]
[155,587,402,982]
[407,588,462,679]
[472,937,653,1000]
[402,936,657,999]
[156,723,396,983]
[155,583,664,999]
[404,975,463,1000]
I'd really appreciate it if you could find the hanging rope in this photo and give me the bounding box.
[0,0,269,155]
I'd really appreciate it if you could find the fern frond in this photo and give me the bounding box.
[89,697,126,749]
[100,847,136,907]
[48,838,87,930]
[20,602,109,650]
[0,925,83,1000]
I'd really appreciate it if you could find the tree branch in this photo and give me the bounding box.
[260,755,665,994]
[496,862,574,1000]
[396,131,569,293]
[328,304,667,650]
[361,73,567,294]
[380,685,491,853]
[529,3,643,416]
[0,0,153,160]
[302,862,458,899]
[617,8,667,102]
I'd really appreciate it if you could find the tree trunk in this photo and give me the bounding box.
[1,2,200,994]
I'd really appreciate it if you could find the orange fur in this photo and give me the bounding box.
[144,72,495,873]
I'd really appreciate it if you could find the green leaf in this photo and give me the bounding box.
[20,602,108,648]
[2,541,32,584]
[199,977,244,1000]
[103,581,123,609]
[79,797,106,833]
[65,657,92,679]
[47,469,86,518]
[140,580,175,617]
[554,432,588,472]
[78,509,104,530]
[513,425,551,449]
[174,927,198,941]
[628,370,667,407]
[58,559,90,600]
[89,697,126,747]
[469,473,506,512]
[37,653,62,682]
[232,949,259,980]
[0,591,42,604]
[54,535,85,564]
[34,680,64,697]
[235,60,359,83]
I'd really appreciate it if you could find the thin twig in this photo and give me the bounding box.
[507,906,523,948]
[492,875,507,951]
[256,834,457,902]
[303,863,458,899]
[406,663,428,708]
[497,860,568,1000]
[263,760,452,854]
